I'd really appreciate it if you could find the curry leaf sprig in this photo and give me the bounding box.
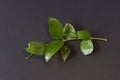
[25,17,107,62]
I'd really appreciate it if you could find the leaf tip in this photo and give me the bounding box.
[45,55,50,62]
[63,58,67,62]
[49,17,56,21]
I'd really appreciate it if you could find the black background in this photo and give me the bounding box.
[0,0,120,80]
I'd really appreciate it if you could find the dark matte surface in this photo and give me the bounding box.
[0,0,120,80]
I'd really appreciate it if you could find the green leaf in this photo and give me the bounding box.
[49,17,63,39]
[63,23,77,40]
[61,45,70,62]
[45,40,64,62]
[77,30,91,40]
[25,41,46,55]
[80,40,94,55]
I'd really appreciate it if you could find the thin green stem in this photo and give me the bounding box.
[25,54,33,60]
[91,37,107,41]
[62,37,107,42]
[62,38,78,42]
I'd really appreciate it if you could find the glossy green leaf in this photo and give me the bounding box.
[61,45,70,62]
[63,23,77,40]
[77,30,91,40]
[45,40,64,62]
[49,17,63,39]
[25,41,46,55]
[80,40,94,55]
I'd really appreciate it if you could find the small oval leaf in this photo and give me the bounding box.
[77,30,91,40]
[63,23,77,40]
[49,17,63,39]
[61,45,70,62]
[45,40,64,62]
[80,40,94,55]
[25,41,46,55]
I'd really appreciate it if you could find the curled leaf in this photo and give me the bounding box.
[45,40,64,62]
[77,30,91,40]
[49,17,63,39]
[61,45,70,62]
[25,41,46,55]
[63,23,77,40]
[80,40,94,55]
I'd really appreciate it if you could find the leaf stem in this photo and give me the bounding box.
[62,38,78,42]
[25,54,33,60]
[91,37,107,41]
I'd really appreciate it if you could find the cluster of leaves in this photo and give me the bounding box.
[25,17,107,62]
